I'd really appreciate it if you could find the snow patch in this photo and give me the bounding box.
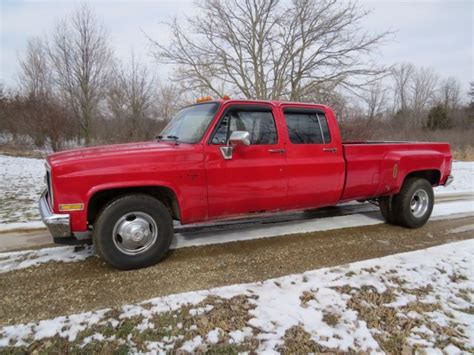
[0,245,95,273]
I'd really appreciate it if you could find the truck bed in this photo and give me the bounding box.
[341,142,452,202]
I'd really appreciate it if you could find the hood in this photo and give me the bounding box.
[47,141,182,167]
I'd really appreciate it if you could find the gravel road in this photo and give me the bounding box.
[0,215,473,327]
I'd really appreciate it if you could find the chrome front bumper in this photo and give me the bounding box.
[39,190,71,238]
[444,175,454,187]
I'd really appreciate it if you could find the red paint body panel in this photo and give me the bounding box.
[341,143,451,201]
[45,99,452,233]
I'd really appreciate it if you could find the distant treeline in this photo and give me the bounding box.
[0,2,472,154]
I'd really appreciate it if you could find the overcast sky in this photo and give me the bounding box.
[1,0,473,94]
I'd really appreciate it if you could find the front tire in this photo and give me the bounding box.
[93,194,173,270]
[392,177,434,228]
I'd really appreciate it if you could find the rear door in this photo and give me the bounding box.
[204,104,288,219]
[282,107,345,209]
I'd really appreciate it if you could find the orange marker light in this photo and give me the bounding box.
[196,96,213,103]
[59,203,84,211]
[222,95,231,100]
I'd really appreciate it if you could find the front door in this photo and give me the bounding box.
[204,105,287,219]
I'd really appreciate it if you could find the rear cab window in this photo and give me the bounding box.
[283,108,331,144]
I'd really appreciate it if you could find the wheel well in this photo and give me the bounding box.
[87,186,181,225]
[404,170,441,186]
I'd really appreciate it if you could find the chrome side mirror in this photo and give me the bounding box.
[229,131,250,147]
[220,131,250,160]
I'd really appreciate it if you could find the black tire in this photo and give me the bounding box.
[93,194,173,270]
[379,196,398,225]
[392,177,434,228]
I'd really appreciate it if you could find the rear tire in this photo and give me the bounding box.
[93,194,173,270]
[392,177,434,228]
[379,196,398,225]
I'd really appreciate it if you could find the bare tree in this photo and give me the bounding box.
[18,37,52,99]
[467,82,474,123]
[107,54,155,140]
[439,77,461,110]
[16,37,76,151]
[48,4,112,146]
[469,82,474,106]
[154,82,185,122]
[361,82,387,121]
[411,66,438,114]
[391,62,414,112]
[302,82,348,119]
[150,0,389,101]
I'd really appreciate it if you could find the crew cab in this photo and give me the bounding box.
[39,98,453,269]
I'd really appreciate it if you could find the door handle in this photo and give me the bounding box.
[268,148,286,154]
[322,147,337,153]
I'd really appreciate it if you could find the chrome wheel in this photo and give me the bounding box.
[112,212,158,255]
[410,189,429,218]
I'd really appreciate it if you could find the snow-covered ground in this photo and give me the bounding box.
[0,245,94,274]
[1,240,473,353]
[0,155,44,225]
[0,154,472,230]
[434,161,474,195]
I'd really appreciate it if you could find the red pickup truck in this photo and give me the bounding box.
[39,98,453,269]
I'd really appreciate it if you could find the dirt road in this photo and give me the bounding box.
[1,215,473,327]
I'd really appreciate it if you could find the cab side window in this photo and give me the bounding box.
[212,109,277,145]
[284,111,331,144]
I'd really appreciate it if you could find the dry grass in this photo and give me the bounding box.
[449,273,469,283]
[338,285,471,354]
[4,295,259,354]
[299,290,316,308]
[401,284,433,297]
[322,311,341,327]
[0,144,46,159]
[458,306,474,314]
[453,146,474,161]
[456,288,472,303]
[278,325,350,355]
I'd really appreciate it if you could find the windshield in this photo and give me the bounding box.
[159,103,219,143]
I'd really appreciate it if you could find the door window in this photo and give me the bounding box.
[212,109,278,145]
[284,111,331,144]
